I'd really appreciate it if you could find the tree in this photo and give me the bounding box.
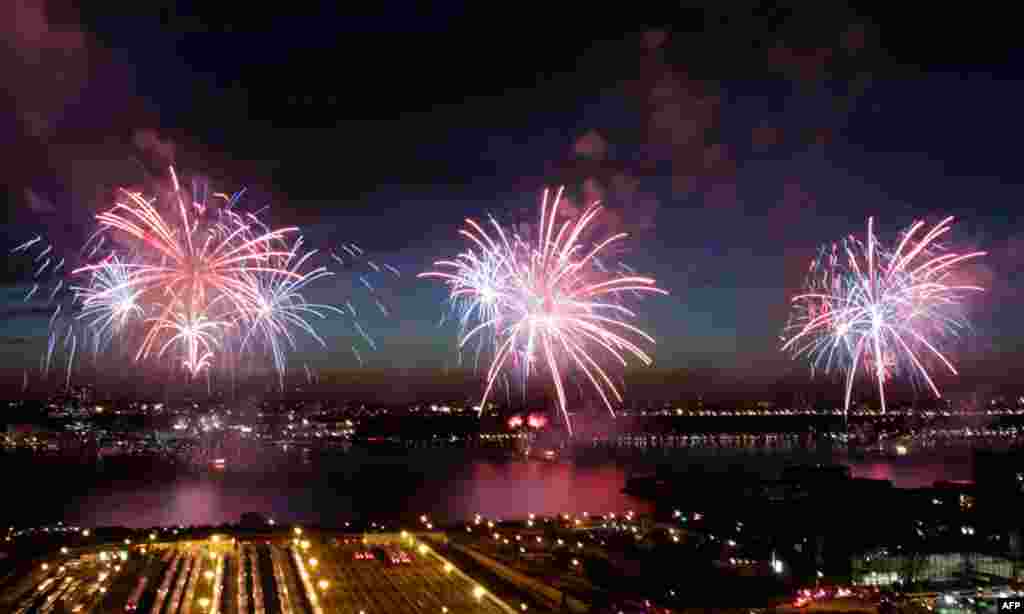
[583,555,623,593]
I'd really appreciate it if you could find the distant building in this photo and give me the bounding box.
[852,551,1021,587]
[975,448,1024,559]
[975,448,1024,498]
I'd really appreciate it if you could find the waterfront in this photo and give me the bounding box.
[0,441,987,529]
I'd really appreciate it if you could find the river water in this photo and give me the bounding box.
[1,442,981,529]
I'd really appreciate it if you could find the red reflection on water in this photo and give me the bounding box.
[467,460,651,519]
[848,452,974,488]
[859,462,896,482]
[51,447,977,528]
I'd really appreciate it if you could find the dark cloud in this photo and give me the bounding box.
[0,1,85,52]
[625,30,740,208]
[777,181,817,220]
[841,24,868,55]
[24,189,56,213]
[766,45,834,82]
[544,18,884,245]
[752,125,784,149]
[573,130,607,159]
[702,182,739,211]
[1,0,89,142]
[968,232,1024,308]
[133,129,176,166]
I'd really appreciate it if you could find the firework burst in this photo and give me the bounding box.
[73,253,145,353]
[421,187,667,434]
[239,238,348,387]
[72,167,298,379]
[10,166,387,390]
[781,216,986,412]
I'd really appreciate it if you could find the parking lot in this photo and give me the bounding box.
[307,535,512,614]
[1,533,519,613]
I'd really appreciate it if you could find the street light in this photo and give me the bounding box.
[198,597,210,609]
[204,571,214,581]
[318,579,329,590]
[308,557,318,568]
[294,527,303,536]
[418,544,428,555]
[473,586,485,600]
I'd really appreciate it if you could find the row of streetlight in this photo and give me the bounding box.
[412,520,527,612]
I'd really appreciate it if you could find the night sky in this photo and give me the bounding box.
[2,2,1023,400]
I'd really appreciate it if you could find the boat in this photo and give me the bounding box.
[524,446,560,462]
[853,435,914,458]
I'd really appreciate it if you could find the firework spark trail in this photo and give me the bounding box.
[9,166,390,389]
[421,187,667,434]
[329,242,399,359]
[72,174,303,379]
[427,240,511,369]
[781,216,986,413]
[73,254,146,354]
[12,234,93,385]
[239,238,347,388]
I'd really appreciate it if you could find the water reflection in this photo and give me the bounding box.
[3,445,977,528]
